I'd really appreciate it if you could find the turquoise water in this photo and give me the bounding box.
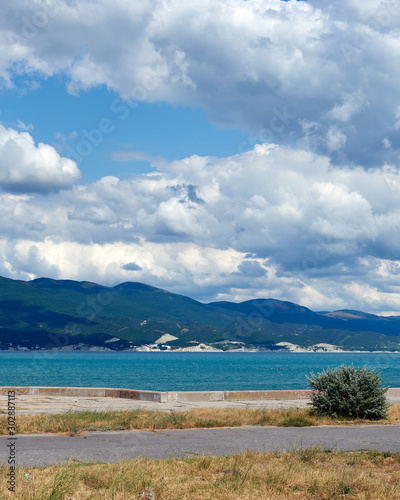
[1,351,400,391]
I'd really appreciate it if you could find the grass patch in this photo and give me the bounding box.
[1,450,400,499]
[0,406,399,436]
[281,414,316,427]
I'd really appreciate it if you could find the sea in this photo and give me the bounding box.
[1,351,400,391]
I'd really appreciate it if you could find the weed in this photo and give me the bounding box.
[169,409,187,428]
[280,414,315,427]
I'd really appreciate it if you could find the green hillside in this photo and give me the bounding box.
[0,276,242,349]
[0,276,399,351]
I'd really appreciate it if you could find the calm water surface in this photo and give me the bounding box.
[0,351,399,391]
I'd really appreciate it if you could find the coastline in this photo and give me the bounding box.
[2,344,400,353]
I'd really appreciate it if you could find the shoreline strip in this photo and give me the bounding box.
[1,386,400,403]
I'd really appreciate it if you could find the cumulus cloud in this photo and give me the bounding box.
[1,0,400,166]
[1,144,400,312]
[0,125,81,193]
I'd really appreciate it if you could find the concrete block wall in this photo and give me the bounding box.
[223,390,312,401]
[1,386,399,403]
[0,386,165,401]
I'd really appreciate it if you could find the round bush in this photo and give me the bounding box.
[307,364,389,420]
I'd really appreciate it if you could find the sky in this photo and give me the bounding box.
[1,0,400,314]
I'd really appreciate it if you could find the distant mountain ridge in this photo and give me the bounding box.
[0,275,399,351]
[210,299,400,334]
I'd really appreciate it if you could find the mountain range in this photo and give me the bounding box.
[0,275,399,351]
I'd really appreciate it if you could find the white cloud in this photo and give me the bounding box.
[1,0,400,166]
[16,119,33,131]
[326,92,368,123]
[1,143,400,312]
[325,126,347,152]
[0,125,82,193]
[111,150,162,164]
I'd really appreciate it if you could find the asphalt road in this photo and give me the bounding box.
[1,425,400,467]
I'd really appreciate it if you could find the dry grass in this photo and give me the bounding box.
[1,449,400,499]
[1,406,400,436]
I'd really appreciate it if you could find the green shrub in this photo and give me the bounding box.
[306,364,389,420]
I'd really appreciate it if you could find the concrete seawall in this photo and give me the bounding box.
[0,386,164,402]
[2,386,400,403]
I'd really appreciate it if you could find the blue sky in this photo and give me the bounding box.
[2,75,246,182]
[1,0,400,315]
